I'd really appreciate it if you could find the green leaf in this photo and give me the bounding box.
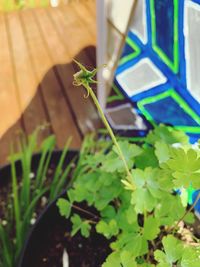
[143,216,160,240]
[96,219,119,239]
[120,250,137,267]
[94,180,122,210]
[102,141,142,173]
[102,252,121,267]
[70,214,91,238]
[132,168,163,198]
[155,195,185,226]
[135,146,158,169]
[110,232,147,258]
[80,221,91,238]
[101,151,125,173]
[101,205,116,220]
[164,147,200,189]
[155,235,183,266]
[146,124,189,145]
[57,198,71,218]
[181,248,200,267]
[67,189,76,203]
[183,212,195,224]
[124,234,144,257]
[113,141,142,159]
[131,188,156,214]
[154,250,170,267]
[71,214,82,236]
[126,206,137,224]
[155,142,170,163]
[131,167,163,213]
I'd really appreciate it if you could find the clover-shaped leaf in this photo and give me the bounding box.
[154,235,183,266]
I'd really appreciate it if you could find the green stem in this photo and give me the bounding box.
[10,151,22,251]
[84,83,135,189]
[175,191,200,229]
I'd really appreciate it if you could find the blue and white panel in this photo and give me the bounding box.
[129,0,148,44]
[116,58,167,97]
[184,0,200,103]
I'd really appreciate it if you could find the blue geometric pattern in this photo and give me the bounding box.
[108,0,200,144]
[106,0,200,213]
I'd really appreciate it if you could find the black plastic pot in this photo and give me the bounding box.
[18,188,68,267]
[0,150,78,267]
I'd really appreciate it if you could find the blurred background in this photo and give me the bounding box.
[0,0,200,165]
[0,0,99,165]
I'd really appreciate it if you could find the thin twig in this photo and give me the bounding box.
[72,204,99,220]
[175,191,200,229]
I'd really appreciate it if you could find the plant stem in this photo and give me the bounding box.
[84,83,135,189]
[72,204,99,220]
[10,151,22,252]
[175,191,200,229]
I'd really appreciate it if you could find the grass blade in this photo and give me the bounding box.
[49,137,72,200]
[19,187,48,254]
[51,157,76,200]
[10,150,22,255]
[0,224,13,267]
[35,135,56,188]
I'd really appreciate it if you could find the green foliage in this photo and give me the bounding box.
[71,214,91,238]
[96,219,119,238]
[146,124,189,145]
[143,216,160,240]
[0,128,76,267]
[58,124,200,266]
[154,235,200,267]
[154,235,183,266]
[57,198,72,219]
[162,147,200,189]
[101,141,142,173]
[131,167,164,213]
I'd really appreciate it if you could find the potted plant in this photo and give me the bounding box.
[10,61,200,266]
[56,61,200,266]
[0,128,78,267]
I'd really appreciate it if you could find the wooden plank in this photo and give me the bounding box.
[49,4,96,58]
[70,0,97,39]
[84,0,96,14]
[0,121,22,166]
[6,11,49,140]
[24,8,82,148]
[59,1,96,66]
[0,14,21,138]
[18,10,51,139]
[0,14,23,166]
[42,6,101,135]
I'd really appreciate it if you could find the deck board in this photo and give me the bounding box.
[0,14,22,135]
[46,5,100,134]
[18,10,51,141]
[20,8,81,148]
[71,1,97,39]
[33,8,82,148]
[0,0,98,166]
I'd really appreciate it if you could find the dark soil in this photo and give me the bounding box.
[20,201,111,267]
[27,221,111,267]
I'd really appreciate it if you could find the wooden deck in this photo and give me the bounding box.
[0,0,100,165]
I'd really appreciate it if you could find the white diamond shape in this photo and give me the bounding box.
[116,58,167,97]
